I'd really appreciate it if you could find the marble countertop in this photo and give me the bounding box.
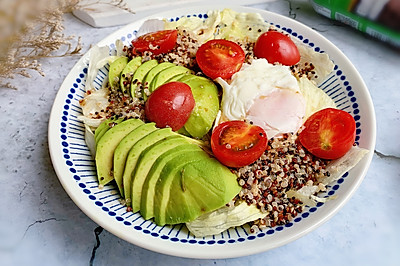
[1,1,399,265]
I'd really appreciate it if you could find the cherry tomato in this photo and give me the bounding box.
[298,108,356,160]
[211,121,268,168]
[145,81,195,131]
[131,30,178,55]
[254,31,300,66]
[196,39,245,80]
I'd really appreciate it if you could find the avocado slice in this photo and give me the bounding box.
[153,150,209,225]
[94,117,123,145]
[165,72,190,83]
[142,62,175,97]
[113,122,157,197]
[130,135,190,213]
[179,75,220,138]
[140,143,202,220]
[130,59,158,97]
[177,73,198,84]
[149,65,191,92]
[95,118,143,186]
[120,56,142,92]
[123,127,176,208]
[108,56,129,89]
[164,157,241,225]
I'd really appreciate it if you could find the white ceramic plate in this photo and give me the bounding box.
[48,5,376,259]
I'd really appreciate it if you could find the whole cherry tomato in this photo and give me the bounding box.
[299,108,356,160]
[196,39,245,80]
[254,31,300,66]
[145,81,195,131]
[211,121,268,168]
[131,30,178,55]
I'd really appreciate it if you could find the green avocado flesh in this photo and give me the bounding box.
[113,122,156,197]
[178,75,220,139]
[130,136,190,213]
[153,150,208,225]
[94,117,124,145]
[95,119,143,186]
[141,62,174,99]
[120,56,142,92]
[165,72,190,83]
[95,119,241,225]
[140,144,202,220]
[123,127,176,207]
[149,65,191,92]
[130,59,158,97]
[143,62,175,87]
[164,157,241,225]
[108,57,129,89]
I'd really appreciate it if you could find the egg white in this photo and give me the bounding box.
[216,59,306,138]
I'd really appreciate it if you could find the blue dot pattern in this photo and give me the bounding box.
[58,13,361,246]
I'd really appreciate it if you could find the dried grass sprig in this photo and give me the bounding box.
[0,0,132,89]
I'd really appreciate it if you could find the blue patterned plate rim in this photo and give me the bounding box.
[48,5,376,259]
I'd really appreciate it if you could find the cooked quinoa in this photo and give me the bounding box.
[233,133,330,232]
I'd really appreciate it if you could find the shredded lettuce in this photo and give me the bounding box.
[186,201,265,237]
[298,76,336,121]
[77,87,109,128]
[164,10,221,43]
[164,9,271,43]
[84,125,96,158]
[295,43,335,85]
[321,145,370,185]
[137,19,165,37]
[215,9,271,42]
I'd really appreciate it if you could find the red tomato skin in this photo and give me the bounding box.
[145,82,195,131]
[196,39,245,80]
[299,108,356,160]
[211,121,268,168]
[254,31,300,66]
[131,30,178,55]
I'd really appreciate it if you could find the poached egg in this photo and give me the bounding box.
[216,58,306,139]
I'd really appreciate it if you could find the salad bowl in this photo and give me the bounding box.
[48,5,376,258]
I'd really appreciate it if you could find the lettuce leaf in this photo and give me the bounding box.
[186,201,265,237]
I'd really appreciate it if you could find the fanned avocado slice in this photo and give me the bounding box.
[177,73,198,84]
[108,57,129,89]
[130,135,190,214]
[130,59,158,97]
[140,144,202,220]
[149,65,191,92]
[165,72,191,83]
[120,56,142,92]
[95,118,143,186]
[123,127,176,208]
[113,122,158,197]
[179,76,220,138]
[164,157,241,225]
[142,62,174,98]
[153,150,209,225]
[94,117,124,145]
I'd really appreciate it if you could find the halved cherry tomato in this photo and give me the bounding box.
[254,31,300,66]
[145,81,195,131]
[196,39,245,80]
[211,121,268,168]
[131,30,178,55]
[298,108,356,160]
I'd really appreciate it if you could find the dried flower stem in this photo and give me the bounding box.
[0,0,132,89]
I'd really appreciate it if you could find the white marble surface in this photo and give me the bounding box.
[1,0,399,265]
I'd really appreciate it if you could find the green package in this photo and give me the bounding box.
[311,0,400,47]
